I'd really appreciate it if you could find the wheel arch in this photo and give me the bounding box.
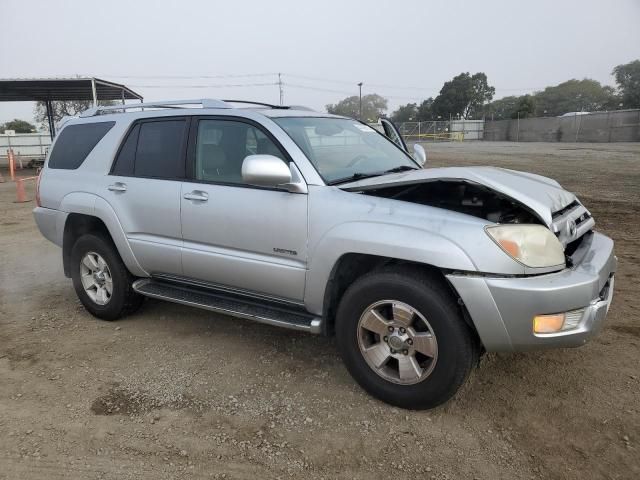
[319,253,480,342]
[305,221,477,323]
[61,195,147,278]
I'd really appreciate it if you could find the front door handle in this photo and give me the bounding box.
[108,182,127,192]
[183,190,209,202]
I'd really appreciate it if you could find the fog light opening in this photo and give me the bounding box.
[533,313,565,334]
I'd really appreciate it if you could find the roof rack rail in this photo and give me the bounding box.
[79,99,232,117]
[223,99,289,110]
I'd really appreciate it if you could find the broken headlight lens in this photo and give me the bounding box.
[485,225,565,268]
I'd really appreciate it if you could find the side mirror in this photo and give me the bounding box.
[242,155,292,188]
[413,143,427,166]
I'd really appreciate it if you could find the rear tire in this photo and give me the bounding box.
[335,267,478,409]
[70,234,143,321]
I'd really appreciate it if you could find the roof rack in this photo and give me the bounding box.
[79,99,232,117]
[223,100,289,109]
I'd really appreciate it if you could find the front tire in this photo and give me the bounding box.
[70,234,143,321]
[335,267,478,409]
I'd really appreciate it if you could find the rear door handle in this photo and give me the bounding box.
[183,190,209,202]
[108,182,127,192]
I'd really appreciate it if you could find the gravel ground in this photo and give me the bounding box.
[1,141,639,479]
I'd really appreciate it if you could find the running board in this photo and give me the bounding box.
[132,279,322,334]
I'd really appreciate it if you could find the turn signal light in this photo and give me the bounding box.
[498,239,520,258]
[533,313,565,333]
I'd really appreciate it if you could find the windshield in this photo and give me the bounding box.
[273,117,418,184]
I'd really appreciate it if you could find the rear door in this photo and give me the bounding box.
[380,118,409,153]
[179,116,308,302]
[104,117,188,276]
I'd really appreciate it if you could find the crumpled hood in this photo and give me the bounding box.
[338,166,576,226]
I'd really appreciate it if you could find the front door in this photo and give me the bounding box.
[180,117,308,302]
[380,118,409,153]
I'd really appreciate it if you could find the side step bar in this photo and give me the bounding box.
[132,279,322,334]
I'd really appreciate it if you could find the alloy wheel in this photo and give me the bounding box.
[79,251,113,306]
[357,300,438,385]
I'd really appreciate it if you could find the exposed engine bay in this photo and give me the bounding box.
[359,180,543,224]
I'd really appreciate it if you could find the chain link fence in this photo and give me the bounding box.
[396,120,484,142]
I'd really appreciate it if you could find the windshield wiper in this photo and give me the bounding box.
[328,165,419,186]
[327,172,383,186]
[383,165,419,173]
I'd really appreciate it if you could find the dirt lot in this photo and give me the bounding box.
[1,141,639,480]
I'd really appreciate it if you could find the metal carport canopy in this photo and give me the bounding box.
[0,77,143,138]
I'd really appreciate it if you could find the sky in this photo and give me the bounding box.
[1,0,639,128]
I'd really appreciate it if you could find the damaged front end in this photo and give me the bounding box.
[339,166,596,268]
[353,180,541,225]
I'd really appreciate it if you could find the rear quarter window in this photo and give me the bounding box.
[48,121,115,169]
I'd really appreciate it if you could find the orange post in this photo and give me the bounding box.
[13,176,37,203]
[8,149,16,181]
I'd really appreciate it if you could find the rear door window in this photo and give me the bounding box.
[48,121,115,169]
[134,120,188,179]
[111,118,188,179]
[111,124,139,176]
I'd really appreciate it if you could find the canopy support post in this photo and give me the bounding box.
[45,100,56,140]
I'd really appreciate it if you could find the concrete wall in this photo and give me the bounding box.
[484,109,640,142]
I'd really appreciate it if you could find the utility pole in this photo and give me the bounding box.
[278,73,284,106]
[357,82,363,120]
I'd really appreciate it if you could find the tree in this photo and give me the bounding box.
[390,103,418,123]
[612,59,640,109]
[326,94,387,122]
[511,95,536,119]
[417,97,435,121]
[483,96,519,120]
[431,72,495,119]
[1,118,36,133]
[533,79,618,116]
[34,99,116,132]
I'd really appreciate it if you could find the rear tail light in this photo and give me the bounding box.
[35,171,42,207]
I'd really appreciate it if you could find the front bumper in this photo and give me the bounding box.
[447,231,616,352]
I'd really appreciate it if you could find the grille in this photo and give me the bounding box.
[552,200,580,219]
[551,200,595,247]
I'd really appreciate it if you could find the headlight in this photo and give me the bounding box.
[485,225,565,268]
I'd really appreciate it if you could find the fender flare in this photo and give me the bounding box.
[304,221,477,315]
[60,192,148,277]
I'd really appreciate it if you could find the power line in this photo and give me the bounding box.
[286,73,546,92]
[100,72,544,94]
[99,68,547,93]
[100,73,277,79]
[127,82,278,88]
[115,72,544,105]
[286,83,424,101]
[285,73,440,92]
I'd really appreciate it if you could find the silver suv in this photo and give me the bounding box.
[34,99,616,409]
